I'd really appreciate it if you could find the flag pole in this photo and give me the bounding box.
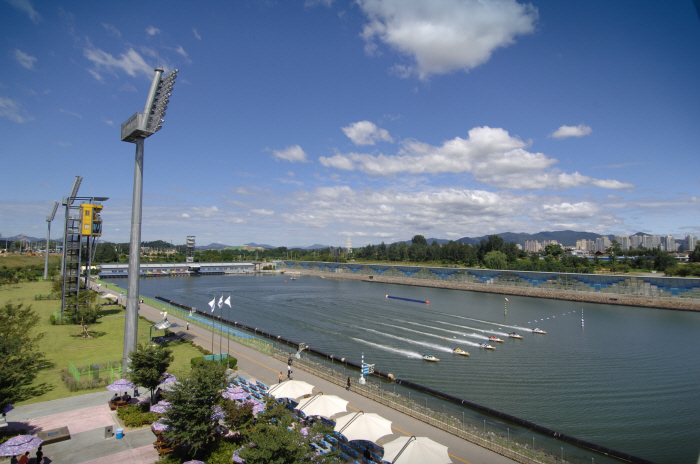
[211,294,215,355]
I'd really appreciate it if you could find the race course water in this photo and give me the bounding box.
[105,274,700,463]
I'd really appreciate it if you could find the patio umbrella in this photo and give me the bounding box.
[381,436,451,464]
[150,401,171,414]
[0,435,43,457]
[334,412,393,443]
[212,405,225,420]
[267,380,314,399]
[183,461,206,464]
[2,404,14,414]
[296,394,348,419]
[243,399,266,414]
[151,421,169,432]
[106,379,136,391]
[160,373,178,385]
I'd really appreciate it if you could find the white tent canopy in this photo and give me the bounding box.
[381,436,451,464]
[296,394,348,418]
[267,380,315,400]
[334,412,393,443]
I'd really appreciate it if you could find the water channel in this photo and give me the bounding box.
[104,274,700,463]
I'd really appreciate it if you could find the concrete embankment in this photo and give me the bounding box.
[291,270,700,311]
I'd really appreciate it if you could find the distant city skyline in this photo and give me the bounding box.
[2,1,699,247]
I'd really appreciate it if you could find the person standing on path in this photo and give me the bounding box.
[35,446,43,464]
[278,372,284,383]
[347,377,351,391]
[287,364,291,378]
[186,322,189,330]
[289,370,293,380]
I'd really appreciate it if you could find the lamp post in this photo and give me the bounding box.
[44,201,59,280]
[120,67,178,369]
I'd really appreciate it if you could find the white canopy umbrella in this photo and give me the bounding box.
[267,380,315,399]
[296,394,348,418]
[381,436,451,464]
[333,412,393,443]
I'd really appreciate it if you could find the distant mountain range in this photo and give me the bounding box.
[2,231,643,250]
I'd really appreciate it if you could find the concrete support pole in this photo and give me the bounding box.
[123,138,144,369]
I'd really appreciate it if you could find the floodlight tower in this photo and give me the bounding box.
[120,67,179,369]
[43,201,59,280]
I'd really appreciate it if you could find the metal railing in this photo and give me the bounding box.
[68,356,122,383]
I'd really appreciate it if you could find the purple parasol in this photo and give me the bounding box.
[183,461,206,464]
[150,401,171,414]
[160,373,178,384]
[106,379,136,391]
[151,420,169,432]
[1,404,14,414]
[0,435,43,457]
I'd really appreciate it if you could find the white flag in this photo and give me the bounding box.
[208,297,216,312]
[224,295,231,308]
[218,295,224,309]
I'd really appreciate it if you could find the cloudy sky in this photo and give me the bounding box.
[2,0,699,247]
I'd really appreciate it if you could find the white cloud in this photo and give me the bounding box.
[320,126,634,191]
[146,26,161,36]
[193,28,201,40]
[252,209,275,216]
[342,120,393,145]
[181,213,190,218]
[549,124,592,139]
[102,23,121,38]
[84,45,153,80]
[101,117,114,126]
[60,109,82,119]
[175,46,188,58]
[272,145,309,163]
[13,49,37,70]
[0,96,33,123]
[7,0,41,23]
[357,0,538,79]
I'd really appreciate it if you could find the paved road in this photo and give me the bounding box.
[95,281,517,464]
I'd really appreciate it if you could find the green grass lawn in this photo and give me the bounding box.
[1,280,203,405]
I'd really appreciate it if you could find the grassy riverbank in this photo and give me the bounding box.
[0,280,203,405]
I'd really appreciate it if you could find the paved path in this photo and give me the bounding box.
[95,281,517,464]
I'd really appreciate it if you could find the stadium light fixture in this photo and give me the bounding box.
[43,201,59,280]
[120,67,179,369]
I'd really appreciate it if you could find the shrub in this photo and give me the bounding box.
[117,404,161,427]
[49,314,55,325]
[60,370,110,392]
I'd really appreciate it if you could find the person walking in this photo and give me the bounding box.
[346,377,351,391]
[289,370,293,380]
[186,322,189,331]
[10,456,17,464]
[287,364,291,378]
[278,372,284,383]
[35,446,43,464]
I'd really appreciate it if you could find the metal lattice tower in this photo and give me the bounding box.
[59,176,108,321]
[186,236,195,263]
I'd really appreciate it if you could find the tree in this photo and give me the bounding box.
[222,400,255,433]
[606,240,621,263]
[544,244,564,257]
[163,362,227,458]
[65,290,101,337]
[411,235,428,246]
[0,303,53,413]
[483,251,508,270]
[126,344,174,402]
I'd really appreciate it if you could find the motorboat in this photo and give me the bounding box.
[508,332,523,339]
[453,348,469,356]
[533,328,547,334]
[479,343,495,350]
[488,336,504,342]
[422,354,440,362]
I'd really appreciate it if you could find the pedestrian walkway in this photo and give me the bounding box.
[2,391,157,464]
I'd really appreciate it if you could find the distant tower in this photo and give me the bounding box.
[186,236,195,263]
[346,236,352,254]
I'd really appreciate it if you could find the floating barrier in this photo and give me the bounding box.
[386,295,429,304]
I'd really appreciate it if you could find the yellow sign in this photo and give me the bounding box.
[80,204,103,236]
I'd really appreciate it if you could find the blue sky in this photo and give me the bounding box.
[2,0,699,247]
